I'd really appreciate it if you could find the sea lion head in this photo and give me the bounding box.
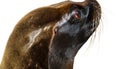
[49,0,101,68]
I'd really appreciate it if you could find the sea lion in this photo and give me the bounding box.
[0,0,101,69]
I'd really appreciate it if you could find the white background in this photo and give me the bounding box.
[0,0,120,69]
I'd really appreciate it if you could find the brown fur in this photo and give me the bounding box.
[0,0,101,69]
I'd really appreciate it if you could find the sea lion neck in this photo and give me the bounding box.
[48,54,74,69]
[48,42,84,69]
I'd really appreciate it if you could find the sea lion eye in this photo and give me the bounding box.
[74,10,81,19]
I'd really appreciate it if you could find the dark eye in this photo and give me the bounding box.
[74,10,81,19]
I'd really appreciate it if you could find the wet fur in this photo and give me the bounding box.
[0,0,101,69]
